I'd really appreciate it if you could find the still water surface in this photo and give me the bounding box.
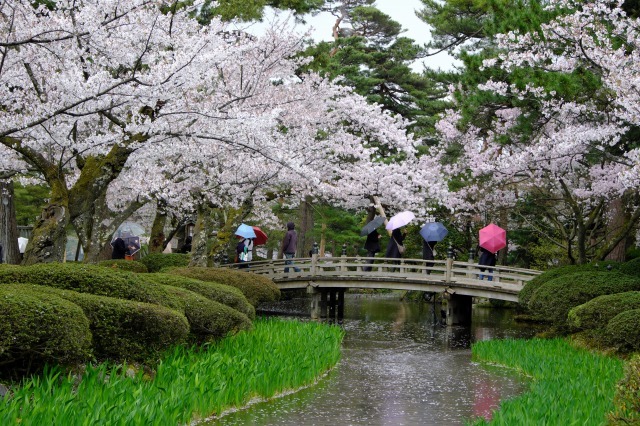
[208,294,540,426]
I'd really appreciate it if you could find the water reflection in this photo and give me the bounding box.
[206,294,539,426]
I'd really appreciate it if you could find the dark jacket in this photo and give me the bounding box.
[478,247,496,271]
[422,241,436,262]
[180,236,192,254]
[281,222,298,255]
[385,228,404,259]
[111,238,126,259]
[0,243,4,264]
[364,230,381,254]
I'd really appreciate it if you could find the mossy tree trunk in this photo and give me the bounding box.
[0,178,21,264]
[149,202,168,254]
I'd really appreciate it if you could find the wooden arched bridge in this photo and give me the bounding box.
[226,255,541,325]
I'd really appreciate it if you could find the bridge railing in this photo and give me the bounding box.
[226,255,541,288]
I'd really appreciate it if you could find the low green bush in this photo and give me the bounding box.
[619,257,640,278]
[16,284,190,361]
[97,259,148,273]
[608,355,640,424]
[0,285,92,376]
[528,272,640,328]
[145,273,255,319]
[519,263,622,307]
[166,267,280,307]
[140,253,190,273]
[158,284,252,341]
[0,263,182,311]
[604,309,640,353]
[567,291,640,331]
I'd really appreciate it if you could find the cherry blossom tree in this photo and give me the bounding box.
[1,0,445,264]
[434,0,640,263]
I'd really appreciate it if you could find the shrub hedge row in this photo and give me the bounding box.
[604,309,640,352]
[567,291,640,331]
[0,263,182,310]
[0,285,92,374]
[166,267,280,307]
[619,257,640,278]
[5,284,190,361]
[527,272,640,327]
[145,273,255,319]
[140,253,190,273]
[157,284,252,341]
[97,259,149,273]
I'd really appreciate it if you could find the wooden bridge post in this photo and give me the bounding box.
[328,290,337,320]
[445,258,453,282]
[308,284,320,320]
[444,292,472,325]
[321,290,328,319]
[337,289,345,321]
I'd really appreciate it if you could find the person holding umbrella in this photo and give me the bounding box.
[423,240,437,275]
[385,227,406,265]
[363,229,381,271]
[236,237,254,269]
[419,221,448,275]
[478,246,497,281]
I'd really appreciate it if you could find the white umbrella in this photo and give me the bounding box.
[385,211,416,230]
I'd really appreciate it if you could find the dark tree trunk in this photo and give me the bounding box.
[0,180,20,264]
[149,204,167,254]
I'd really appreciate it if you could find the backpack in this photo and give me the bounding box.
[237,241,249,262]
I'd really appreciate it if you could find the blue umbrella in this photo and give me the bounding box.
[419,222,448,242]
[235,223,257,239]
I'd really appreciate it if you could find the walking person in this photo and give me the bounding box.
[423,240,436,275]
[385,228,405,270]
[363,229,381,272]
[236,237,254,269]
[281,222,301,273]
[111,237,126,259]
[478,246,497,281]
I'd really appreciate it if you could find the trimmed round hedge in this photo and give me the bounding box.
[0,262,182,311]
[97,259,148,273]
[159,284,252,341]
[519,263,622,307]
[140,253,190,273]
[145,273,255,319]
[166,267,280,307]
[619,258,640,278]
[0,285,92,374]
[604,309,640,353]
[567,291,640,331]
[15,284,190,361]
[527,271,640,327]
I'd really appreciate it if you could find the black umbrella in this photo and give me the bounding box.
[360,216,386,236]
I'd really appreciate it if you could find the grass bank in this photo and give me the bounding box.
[471,338,624,425]
[0,318,344,425]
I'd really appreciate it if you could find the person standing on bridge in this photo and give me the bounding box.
[478,246,496,281]
[385,228,405,268]
[423,240,436,275]
[363,229,381,272]
[282,222,301,273]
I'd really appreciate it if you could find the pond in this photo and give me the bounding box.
[207,293,541,425]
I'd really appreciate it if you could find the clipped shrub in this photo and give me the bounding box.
[18,284,190,361]
[568,291,640,331]
[0,262,182,311]
[97,259,148,273]
[604,309,640,353]
[166,267,280,307]
[145,273,255,319]
[528,272,640,327]
[519,263,622,307]
[140,253,190,273]
[619,257,640,278]
[159,284,252,341]
[0,285,92,375]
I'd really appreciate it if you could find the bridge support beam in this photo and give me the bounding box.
[444,294,472,326]
[308,286,345,322]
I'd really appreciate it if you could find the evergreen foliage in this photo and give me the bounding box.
[145,273,255,319]
[0,285,92,377]
[97,259,149,273]
[604,309,640,353]
[528,272,640,327]
[166,267,280,307]
[140,253,190,273]
[567,291,640,332]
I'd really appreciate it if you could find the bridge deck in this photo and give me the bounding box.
[226,256,541,302]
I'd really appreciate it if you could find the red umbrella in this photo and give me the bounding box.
[479,223,506,252]
[237,226,268,245]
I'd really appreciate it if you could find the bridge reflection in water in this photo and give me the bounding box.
[226,255,540,325]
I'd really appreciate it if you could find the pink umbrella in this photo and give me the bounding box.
[479,223,506,252]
